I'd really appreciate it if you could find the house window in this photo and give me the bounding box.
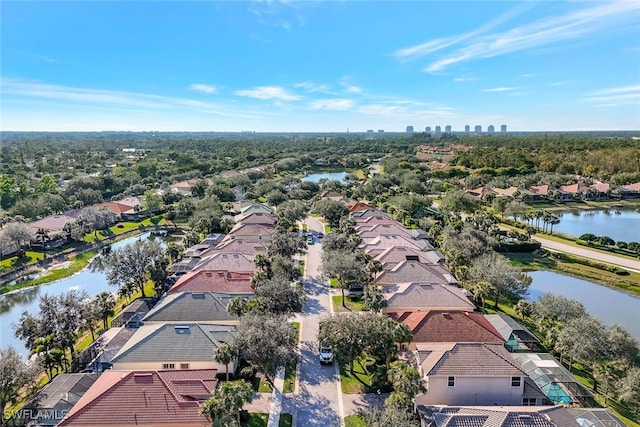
[522,398,536,406]
[511,376,521,387]
[163,363,175,369]
[180,363,190,369]
[447,376,455,387]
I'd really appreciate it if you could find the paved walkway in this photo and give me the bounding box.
[532,235,640,272]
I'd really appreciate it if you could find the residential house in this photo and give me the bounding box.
[22,373,99,427]
[466,187,495,199]
[28,214,77,239]
[360,235,434,256]
[492,187,520,198]
[169,179,199,197]
[207,239,269,256]
[589,182,610,199]
[416,405,580,427]
[382,283,475,313]
[374,261,456,287]
[232,211,277,226]
[414,343,541,406]
[620,182,640,198]
[109,323,237,372]
[113,196,144,220]
[222,223,274,242]
[357,223,414,240]
[354,215,401,228]
[485,314,542,352]
[350,208,392,219]
[142,292,245,324]
[58,369,218,427]
[373,246,444,268]
[347,201,374,212]
[388,311,504,351]
[559,183,593,201]
[193,252,256,273]
[237,203,274,217]
[168,270,254,294]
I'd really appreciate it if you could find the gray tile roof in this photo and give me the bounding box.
[193,252,256,272]
[110,323,237,364]
[484,314,539,344]
[25,373,100,415]
[416,343,525,377]
[142,291,245,323]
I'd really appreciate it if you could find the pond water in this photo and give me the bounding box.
[301,171,348,182]
[0,232,160,358]
[526,270,640,340]
[552,208,640,242]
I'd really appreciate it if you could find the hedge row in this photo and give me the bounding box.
[551,252,630,276]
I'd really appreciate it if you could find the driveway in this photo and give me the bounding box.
[290,217,343,427]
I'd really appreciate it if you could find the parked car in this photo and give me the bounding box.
[307,236,314,245]
[319,345,334,365]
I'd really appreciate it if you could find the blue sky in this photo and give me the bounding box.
[1,1,639,132]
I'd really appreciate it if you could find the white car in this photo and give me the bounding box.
[319,346,334,365]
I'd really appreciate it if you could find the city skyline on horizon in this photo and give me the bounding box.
[2,1,639,133]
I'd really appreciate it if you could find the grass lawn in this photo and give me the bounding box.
[283,362,297,393]
[332,295,365,312]
[329,277,339,288]
[340,358,374,394]
[257,378,272,393]
[279,414,293,427]
[0,250,43,270]
[344,414,366,427]
[292,322,300,341]
[244,413,269,427]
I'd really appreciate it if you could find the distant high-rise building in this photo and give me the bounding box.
[406,125,414,134]
[367,129,374,133]
[501,124,507,133]
[487,125,495,134]
[474,125,482,133]
[425,126,431,133]
[445,125,452,134]
[378,129,384,134]
[435,126,442,135]
[464,125,470,133]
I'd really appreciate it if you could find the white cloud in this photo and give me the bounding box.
[398,1,640,72]
[584,85,640,105]
[454,77,478,82]
[235,86,300,101]
[309,99,354,111]
[294,81,332,94]
[482,87,517,92]
[189,84,217,94]
[339,77,363,94]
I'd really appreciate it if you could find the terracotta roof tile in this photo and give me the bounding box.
[169,270,254,294]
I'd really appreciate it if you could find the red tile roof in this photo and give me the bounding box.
[169,270,254,294]
[58,369,217,426]
[93,201,133,215]
[347,202,374,212]
[388,311,504,344]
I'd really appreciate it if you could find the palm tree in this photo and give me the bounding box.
[36,228,49,250]
[214,343,238,381]
[200,380,254,426]
[513,299,532,322]
[472,281,492,313]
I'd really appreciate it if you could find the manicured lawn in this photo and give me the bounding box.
[0,251,43,269]
[340,358,374,394]
[345,414,366,427]
[329,278,339,288]
[292,322,300,341]
[283,362,297,393]
[279,414,293,427]
[244,413,269,426]
[257,378,272,393]
[332,295,365,312]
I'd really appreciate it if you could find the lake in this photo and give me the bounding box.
[552,208,640,242]
[0,232,158,358]
[301,172,348,182]
[526,270,640,340]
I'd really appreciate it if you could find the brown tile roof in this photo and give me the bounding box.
[622,182,640,192]
[374,246,442,266]
[383,283,474,312]
[227,223,275,237]
[58,369,217,426]
[388,311,504,344]
[234,212,277,226]
[559,183,590,194]
[208,239,269,256]
[169,270,254,294]
[492,187,519,197]
[93,201,133,215]
[114,196,142,208]
[530,184,550,196]
[347,202,374,212]
[416,342,525,378]
[375,261,456,286]
[193,252,256,273]
[28,214,76,234]
[357,223,413,239]
[354,215,400,227]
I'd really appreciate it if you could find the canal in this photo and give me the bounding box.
[0,233,159,358]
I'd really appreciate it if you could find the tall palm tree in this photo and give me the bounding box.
[214,343,238,381]
[513,299,532,322]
